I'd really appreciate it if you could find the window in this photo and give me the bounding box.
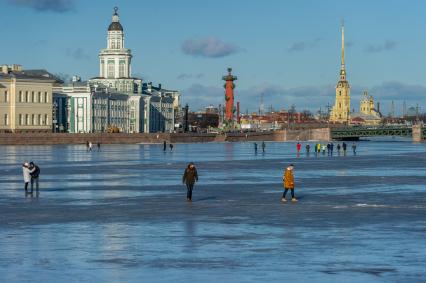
[31,114,35,125]
[45,114,48,125]
[339,103,342,108]
[26,114,29,125]
[44,92,48,103]
[25,91,29,102]
[19,91,23,102]
[4,114,8,126]
[38,92,42,103]
[119,61,125,77]
[101,60,105,77]
[4,91,8,102]
[19,114,22,125]
[38,114,41,125]
[32,91,35,102]
[107,61,115,78]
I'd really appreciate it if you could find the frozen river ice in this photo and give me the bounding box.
[0,140,425,282]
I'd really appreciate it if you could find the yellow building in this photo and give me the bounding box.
[350,91,382,125]
[0,64,58,133]
[360,91,375,115]
[330,23,351,124]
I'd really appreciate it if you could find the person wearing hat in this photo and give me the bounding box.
[182,162,198,202]
[282,164,297,202]
[22,162,31,193]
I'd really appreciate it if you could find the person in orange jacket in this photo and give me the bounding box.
[281,164,297,202]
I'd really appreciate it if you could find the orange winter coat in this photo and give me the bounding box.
[283,168,294,189]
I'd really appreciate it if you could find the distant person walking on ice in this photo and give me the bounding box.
[97,142,101,151]
[316,143,321,154]
[342,142,347,155]
[169,143,174,152]
[88,142,93,152]
[296,142,301,154]
[163,141,167,152]
[337,144,341,155]
[182,162,198,202]
[262,141,266,153]
[86,141,89,152]
[22,162,31,193]
[254,142,258,154]
[281,164,297,202]
[305,144,310,154]
[352,143,357,155]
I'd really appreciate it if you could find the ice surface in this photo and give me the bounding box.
[0,139,425,282]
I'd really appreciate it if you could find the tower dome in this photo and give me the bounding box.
[108,7,123,31]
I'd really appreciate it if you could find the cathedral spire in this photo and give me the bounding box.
[339,20,346,81]
[341,20,345,69]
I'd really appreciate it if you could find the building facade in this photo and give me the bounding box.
[330,23,351,124]
[89,7,142,94]
[142,83,177,133]
[53,82,130,133]
[0,64,57,133]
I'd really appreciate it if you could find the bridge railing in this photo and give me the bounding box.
[330,125,414,139]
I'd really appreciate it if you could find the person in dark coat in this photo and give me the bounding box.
[182,162,198,201]
[342,142,347,155]
[29,162,40,192]
[163,141,167,152]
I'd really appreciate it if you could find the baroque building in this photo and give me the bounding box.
[329,23,351,124]
[350,91,382,125]
[89,7,142,94]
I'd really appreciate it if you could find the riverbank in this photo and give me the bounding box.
[0,128,331,145]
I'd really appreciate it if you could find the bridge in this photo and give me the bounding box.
[331,125,426,141]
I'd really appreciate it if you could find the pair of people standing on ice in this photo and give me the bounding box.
[22,162,40,194]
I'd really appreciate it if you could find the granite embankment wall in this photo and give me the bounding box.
[0,128,331,145]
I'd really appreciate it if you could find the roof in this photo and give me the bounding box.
[0,69,61,83]
[351,112,381,120]
[108,21,123,31]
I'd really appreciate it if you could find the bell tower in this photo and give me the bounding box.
[330,22,351,123]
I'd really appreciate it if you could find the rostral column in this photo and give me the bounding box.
[222,68,237,123]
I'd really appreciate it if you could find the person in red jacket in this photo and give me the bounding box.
[296,142,301,153]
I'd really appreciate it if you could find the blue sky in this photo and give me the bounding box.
[1,0,425,114]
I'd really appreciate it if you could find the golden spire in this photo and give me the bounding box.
[341,20,345,69]
[339,20,346,81]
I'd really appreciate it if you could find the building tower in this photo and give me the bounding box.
[330,22,351,123]
[222,68,237,123]
[99,7,132,79]
[90,7,142,93]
